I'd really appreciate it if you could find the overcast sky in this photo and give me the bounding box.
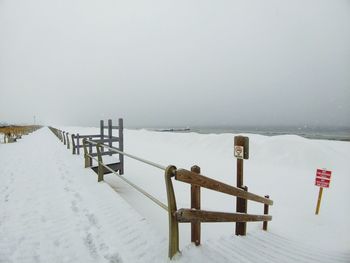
[1,0,349,128]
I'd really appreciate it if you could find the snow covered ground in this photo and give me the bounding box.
[0,127,349,262]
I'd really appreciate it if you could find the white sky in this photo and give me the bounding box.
[0,0,349,127]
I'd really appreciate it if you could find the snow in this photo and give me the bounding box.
[1,127,349,262]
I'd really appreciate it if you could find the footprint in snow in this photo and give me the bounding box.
[83,232,98,259]
[73,192,82,201]
[71,201,79,213]
[104,253,123,263]
[85,212,99,228]
[53,239,60,247]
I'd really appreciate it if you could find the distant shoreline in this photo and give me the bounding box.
[147,126,350,142]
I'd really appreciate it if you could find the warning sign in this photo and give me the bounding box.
[234,146,244,159]
[315,169,332,188]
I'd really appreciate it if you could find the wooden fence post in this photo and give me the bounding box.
[63,131,66,145]
[88,137,92,167]
[100,120,104,153]
[77,133,80,155]
[239,186,248,235]
[234,136,249,236]
[191,165,201,246]
[66,132,70,149]
[108,119,112,156]
[118,118,124,175]
[165,165,179,259]
[235,157,245,235]
[263,195,270,231]
[83,139,90,168]
[72,134,76,154]
[96,143,104,182]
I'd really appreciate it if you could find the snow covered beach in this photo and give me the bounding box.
[0,127,349,262]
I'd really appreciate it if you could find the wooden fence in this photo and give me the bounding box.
[0,125,41,143]
[49,123,273,260]
[49,118,124,175]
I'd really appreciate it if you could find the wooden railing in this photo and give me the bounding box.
[167,166,272,257]
[49,118,124,175]
[49,124,273,260]
[0,125,41,143]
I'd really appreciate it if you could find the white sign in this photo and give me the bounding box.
[234,146,244,159]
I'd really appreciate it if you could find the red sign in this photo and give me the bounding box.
[315,169,332,188]
[316,169,331,179]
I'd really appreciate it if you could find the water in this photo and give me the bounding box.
[149,126,350,141]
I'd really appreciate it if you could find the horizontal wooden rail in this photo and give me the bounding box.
[175,209,272,223]
[74,134,104,138]
[75,142,117,149]
[175,169,273,205]
[102,125,120,129]
[89,151,118,157]
[89,138,120,143]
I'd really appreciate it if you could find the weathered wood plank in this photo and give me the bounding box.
[71,134,76,154]
[88,138,120,143]
[108,119,113,153]
[89,151,117,157]
[175,209,272,223]
[100,120,104,153]
[118,118,124,175]
[164,166,179,259]
[236,186,248,236]
[175,169,273,205]
[191,165,201,246]
[76,134,102,138]
[77,133,80,155]
[263,195,270,230]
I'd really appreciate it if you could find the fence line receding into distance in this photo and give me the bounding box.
[49,119,273,260]
[0,125,41,143]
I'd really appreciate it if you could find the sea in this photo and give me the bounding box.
[148,126,350,142]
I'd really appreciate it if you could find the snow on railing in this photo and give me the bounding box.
[49,124,274,260]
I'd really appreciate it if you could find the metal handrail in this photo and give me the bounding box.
[85,139,167,171]
[99,161,168,211]
[84,139,168,211]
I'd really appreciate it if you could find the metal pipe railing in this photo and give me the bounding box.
[84,140,168,211]
[85,139,167,171]
[99,161,168,211]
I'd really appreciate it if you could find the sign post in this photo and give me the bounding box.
[314,169,332,215]
[234,136,249,235]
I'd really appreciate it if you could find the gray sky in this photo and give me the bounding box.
[1,0,349,128]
